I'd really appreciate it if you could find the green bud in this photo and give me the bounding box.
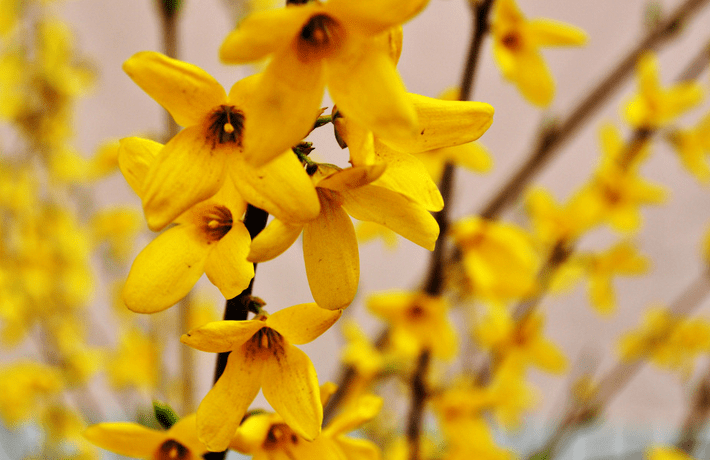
[153,400,180,429]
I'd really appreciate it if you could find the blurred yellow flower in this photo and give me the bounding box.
[0,362,63,426]
[666,111,710,183]
[181,303,342,451]
[107,328,158,392]
[248,164,439,310]
[84,413,207,459]
[122,52,320,230]
[90,207,142,261]
[624,52,703,130]
[230,384,382,460]
[368,291,456,359]
[491,0,587,107]
[646,446,695,460]
[356,220,400,249]
[525,187,599,247]
[451,216,539,303]
[220,1,430,143]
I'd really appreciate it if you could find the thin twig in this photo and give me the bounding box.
[675,366,710,455]
[406,350,431,460]
[478,0,710,220]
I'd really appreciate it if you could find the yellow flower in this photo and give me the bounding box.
[525,187,599,247]
[90,207,142,262]
[356,221,399,249]
[646,446,695,460]
[107,328,158,392]
[474,307,567,375]
[577,242,649,315]
[491,0,587,107]
[122,52,320,230]
[336,92,494,212]
[451,216,539,303]
[118,137,254,313]
[230,384,382,460]
[220,1,430,143]
[624,52,704,130]
[0,362,63,426]
[618,307,710,376]
[181,303,342,451]
[666,111,710,183]
[84,413,207,459]
[578,124,666,233]
[248,164,439,310]
[368,291,456,359]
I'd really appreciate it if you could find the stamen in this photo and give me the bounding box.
[208,105,245,146]
[202,205,233,241]
[297,14,342,60]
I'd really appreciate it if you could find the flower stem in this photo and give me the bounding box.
[675,365,710,455]
[406,350,431,460]
[478,0,710,220]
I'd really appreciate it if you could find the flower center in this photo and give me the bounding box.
[248,327,285,356]
[155,439,192,460]
[202,205,233,242]
[208,105,245,146]
[297,14,342,60]
[263,423,300,450]
[501,31,523,51]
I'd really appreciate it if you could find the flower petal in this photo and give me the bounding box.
[303,194,359,310]
[247,218,304,263]
[326,0,429,35]
[262,344,322,441]
[527,19,588,47]
[204,222,254,299]
[123,51,226,127]
[231,51,325,166]
[378,94,494,153]
[341,185,439,250]
[334,116,376,165]
[142,126,228,231]
[325,394,382,436]
[267,302,342,345]
[117,137,162,198]
[316,164,386,191]
[334,437,381,460]
[123,225,209,314]
[181,320,264,353]
[370,141,443,211]
[231,152,320,224]
[512,48,554,107]
[83,422,164,458]
[197,348,264,452]
[167,414,207,455]
[327,34,417,144]
[219,5,317,63]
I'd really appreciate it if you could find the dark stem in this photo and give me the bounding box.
[203,204,268,460]
[478,0,710,220]
[406,350,431,460]
[675,366,710,455]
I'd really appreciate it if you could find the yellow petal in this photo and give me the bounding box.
[219,4,317,63]
[326,0,429,35]
[370,141,443,211]
[142,126,228,231]
[123,51,226,127]
[197,348,264,451]
[325,394,382,436]
[117,137,162,198]
[303,193,359,310]
[267,302,342,344]
[379,94,494,153]
[248,218,304,262]
[527,19,587,47]
[232,51,325,166]
[262,344,322,441]
[528,339,568,374]
[83,422,164,458]
[513,48,554,107]
[204,222,254,299]
[167,414,207,455]
[181,320,264,353]
[341,185,439,250]
[334,437,381,460]
[316,164,386,191]
[444,141,493,173]
[335,115,376,165]
[327,34,417,143]
[231,152,320,224]
[229,413,277,453]
[123,225,209,314]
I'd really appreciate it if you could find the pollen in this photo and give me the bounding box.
[208,105,245,146]
[202,205,233,242]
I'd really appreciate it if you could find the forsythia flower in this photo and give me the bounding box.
[623,52,703,130]
[491,0,587,107]
[0,362,63,426]
[181,303,342,451]
[525,187,599,247]
[356,221,399,249]
[118,138,254,313]
[84,413,207,459]
[90,207,142,261]
[646,446,696,460]
[230,383,382,460]
[368,291,456,359]
[220,0,430,143]
[248,164,439,310]
[122,51,320,230]
[106,328,158,392]
[666,111,710,183]
[451,216,539,303]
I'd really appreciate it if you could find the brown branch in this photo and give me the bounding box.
[407,350,431,460]
[478,0,710,220]
[675,366,710,455]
